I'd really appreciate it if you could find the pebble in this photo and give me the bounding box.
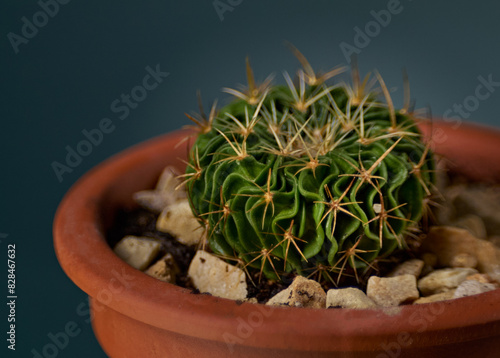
[266,276,326,308]
[366,275,419,307]
[453,280,497,299]
[422,226,500,280]
[266,289,290,306]
[451,186,500,236]
[489,235,500,248]
[387,259,424,278]
[465,273,495,284]
[413,291,455,304]
[133,167,186,213]
[244,297,259,304]
[122,166,500,309]
[326,287,377,309]
[449,253,477,268]
[156,200,203,246]
[188,250,247,300]
[144,253,179,284]
[421,226,479,268]
[113,236,161,270]
[420,252,438,276]
[417,268,478,296]
[453,214,487,239]
[421,253,438,268]
[474,239,500,282]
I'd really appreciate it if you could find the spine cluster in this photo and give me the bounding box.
[182,52,435,285]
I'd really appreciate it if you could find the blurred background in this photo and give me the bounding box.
[2,0,499,356]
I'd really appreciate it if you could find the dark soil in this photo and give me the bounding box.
[108,208,196,289]
[108,207,297,300]
[107,207,423,300]
[106,170,499,303]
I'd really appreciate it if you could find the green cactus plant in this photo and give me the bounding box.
[182,50,435,285]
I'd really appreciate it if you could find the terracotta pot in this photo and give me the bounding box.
[54,121,500,358]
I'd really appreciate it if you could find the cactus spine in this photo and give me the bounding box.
[182,51,435,285]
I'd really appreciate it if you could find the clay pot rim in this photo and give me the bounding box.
[53,121,500,352]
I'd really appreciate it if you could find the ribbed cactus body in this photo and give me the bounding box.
[185,70,434,282]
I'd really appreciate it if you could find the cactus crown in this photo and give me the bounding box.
[182,50,435,286]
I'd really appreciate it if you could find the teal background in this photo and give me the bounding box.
[1,0,499,356]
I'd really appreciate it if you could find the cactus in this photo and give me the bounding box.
[182,51,435,285]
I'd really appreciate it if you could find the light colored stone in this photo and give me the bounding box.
[113,236,161,270]
[420,252,438,276]
[266,288,290,306]
[366,275,419,307]
[449,253,477,268]
[244,297,258,304]
[422,226,479,267]
[326,288,377,309]
[451,186,500,235]
[437,181,475,226]
[489,235,500,248]
[453,280,497,299]
[144,253,179,284]
[421,253,438,268]
[422,226,500,273]
[417,268,478,296]
[420,265,434,278]
[133,167,186,212]
[466,273,495,284]
[474,239,500,282]
[188,250,247,300]
[387,259,425,278]
[266,276,326,308]
[413,291,456,304]
[453,214,487,239]
[156,200,203,246]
